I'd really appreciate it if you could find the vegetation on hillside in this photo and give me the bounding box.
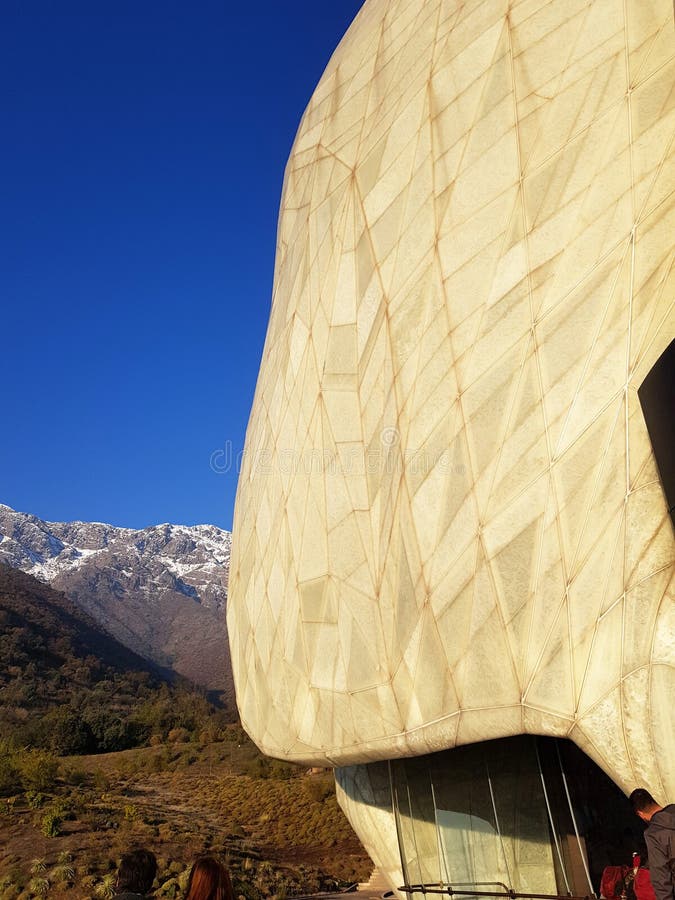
[0,565,372,898]
[0,728,371,899]
[0,564,229,754]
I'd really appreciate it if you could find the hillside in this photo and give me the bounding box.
[0,732,372,899]
[0,564,232,754]
[0,562,372,898]
[0,504,232,692]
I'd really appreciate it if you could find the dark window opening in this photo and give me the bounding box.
[638,338,675,522]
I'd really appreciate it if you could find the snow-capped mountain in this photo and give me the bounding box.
[0,504,233,695]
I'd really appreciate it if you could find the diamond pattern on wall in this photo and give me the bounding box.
[227,0,675,800]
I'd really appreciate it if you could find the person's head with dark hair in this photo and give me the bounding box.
[184,856,234,900]
[630,788,663,822]
[116,849,158,896]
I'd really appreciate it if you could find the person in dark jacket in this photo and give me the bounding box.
[630,789,675,900]
[115,848,158,898]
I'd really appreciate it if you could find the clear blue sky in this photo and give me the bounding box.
[0,0,364,531]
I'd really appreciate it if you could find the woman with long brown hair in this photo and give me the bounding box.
[184,856,234,900]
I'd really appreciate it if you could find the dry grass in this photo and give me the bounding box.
[0,728,371,899]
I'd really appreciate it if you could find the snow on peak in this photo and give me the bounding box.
[0,504,231,604]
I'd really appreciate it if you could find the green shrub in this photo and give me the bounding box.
[41,810,62,837]
[52,862,75,883]
[81,708,132,752]
[45,796,74,819]
[157,877,180,898]
[44,707,94,754]
[0,747,21,797]
[16,749,59,791]
[94,873,116,898]
[25,789,46,809]
[29,876,50,896]
[0,874,20,900]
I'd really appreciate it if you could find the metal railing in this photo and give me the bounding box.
[397,882,596,900]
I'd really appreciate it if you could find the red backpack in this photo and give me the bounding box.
[601,865,630,900]
[601,857,656,900]
[633,856,657,900]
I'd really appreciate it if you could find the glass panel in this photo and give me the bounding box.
[430,743,510,893]
[488,737,559,895]
[390,758,416,888]
[387,736,641,897]
[539,739,592,894]
[391,756,441,887]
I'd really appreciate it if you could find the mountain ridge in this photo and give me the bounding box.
[0,504,233,697]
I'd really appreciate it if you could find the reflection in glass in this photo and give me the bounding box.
[387,736,642,898]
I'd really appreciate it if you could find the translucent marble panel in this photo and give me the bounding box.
[227,0,675,821]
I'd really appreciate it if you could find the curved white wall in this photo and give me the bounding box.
[227,0,675,808]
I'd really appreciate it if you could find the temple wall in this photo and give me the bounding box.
[227,0,675,809]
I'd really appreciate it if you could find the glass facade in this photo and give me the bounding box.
[387,736,645,897]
